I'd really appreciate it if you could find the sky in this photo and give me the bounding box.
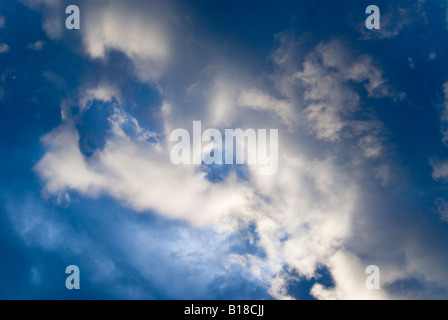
[1,0,448,300]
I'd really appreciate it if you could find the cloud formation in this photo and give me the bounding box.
[27,41,45,51]
[9,0,448,300]
[82,0,173,82]
[34,32,400,299]
[431,83,448,181]
[0,43,9,53]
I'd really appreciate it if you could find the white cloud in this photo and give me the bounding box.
[434,198,448,223]
[20,0,63,39]
[431,82,448,181]
[42,14,62,40]
[311,251,388,300]
[0,43,10,53]
[293,40,393,143]
[80,84,121,112]
[358,3,428,41]
[35,107,252,227]
[237,89,296,130]
[0,16,5,28]
[303,103,345,142]
[431,159,448,180]
[27,41,45,51]
[82,0,172,82]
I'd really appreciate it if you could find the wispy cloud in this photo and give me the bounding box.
[27,41,45,51]
[430,83,448,181]
[0,43,9,53]
[82,0,172,82]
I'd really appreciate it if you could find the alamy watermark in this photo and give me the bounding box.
[65,265,80,290]
[65,5,80,30]
[365,265,380,290]
[63,4,380,31]
[365,5,380,30]
[169,121,279,176]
